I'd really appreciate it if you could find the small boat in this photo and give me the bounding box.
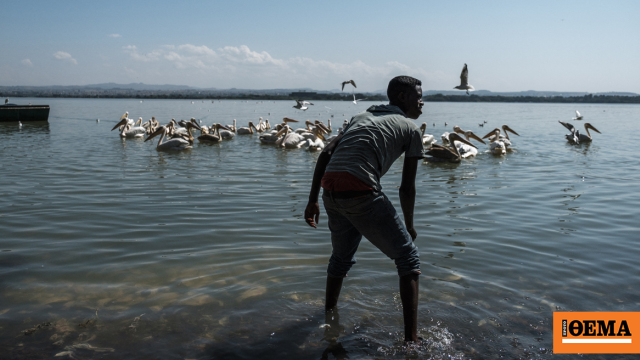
[0,99,50,122]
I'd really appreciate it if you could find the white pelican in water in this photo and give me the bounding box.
[216,123,235,139]
[170,120,202,144]
[226,119,237,132]
[558,121,601,144]
[259,128,286,144]
[452,128,486,158]
[482,128,508,155]
[275,126,307,149]
[483,125,519,151]
[198,124,231,143]
[119,112,134,127]
[237,121,259,135]
[293,100,313,110]
[424,133,477,163]
[145,126,192,151]
[573,110,583,120]
[302,123,329,151]
[112,117,146,138]
[419,123,436,147]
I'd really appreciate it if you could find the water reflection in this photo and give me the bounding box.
[0,121,50,135]
[321,308,348,360]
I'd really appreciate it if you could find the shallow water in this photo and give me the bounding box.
[1,98,639,359]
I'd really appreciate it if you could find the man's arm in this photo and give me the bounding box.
[304,134,343,228]
[399,156,420,240]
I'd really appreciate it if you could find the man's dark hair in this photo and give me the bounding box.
[387,76,422,104]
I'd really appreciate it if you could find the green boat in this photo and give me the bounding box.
[0,99,50,122]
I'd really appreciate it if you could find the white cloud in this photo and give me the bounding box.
[122,44,435,90]
[22,59,33,67]
[108,34,121,38]
[123,45,162,62]
[53,51,78,65]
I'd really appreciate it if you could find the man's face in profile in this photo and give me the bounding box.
[402,85,423,120]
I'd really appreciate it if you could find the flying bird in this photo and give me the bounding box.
[293,100,314,111]
[454,63,474,95]
[573,110,583,120]
[341,80,357,91]
[352,94,363,105]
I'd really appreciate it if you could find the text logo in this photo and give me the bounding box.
[554,312,639,353]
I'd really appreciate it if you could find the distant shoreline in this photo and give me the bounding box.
[2,93,639,104]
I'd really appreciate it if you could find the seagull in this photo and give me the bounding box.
[454,63,474,95]
[18,121,22,128]
[352,94,363,105]
[573,110,583,120]
[293,99,314,111]
[341,80,357,91]
[96,119,100,123]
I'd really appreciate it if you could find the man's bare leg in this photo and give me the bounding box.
[325,275,344,310]
[400,273,419,342]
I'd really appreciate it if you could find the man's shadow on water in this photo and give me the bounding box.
[201,308,350,360]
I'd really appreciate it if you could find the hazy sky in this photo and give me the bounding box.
[1,1,638,93]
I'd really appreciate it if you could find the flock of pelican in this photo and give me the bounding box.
[421,123,520,163]
[112,111,339,152]
[112,105,602,160]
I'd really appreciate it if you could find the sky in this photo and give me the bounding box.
[1,0,639,93]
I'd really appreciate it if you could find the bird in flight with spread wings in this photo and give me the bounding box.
[341,80,357,91]
[454,63,475,95]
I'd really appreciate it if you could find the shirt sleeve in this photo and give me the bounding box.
[404,126,425,158]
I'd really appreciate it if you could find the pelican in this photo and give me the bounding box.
[352,94,363,104]
[275,126,306,149]
[454,129,486,158]
[441,132,451,145]
[454,63,474,95]
[573,110,583,120]
[113,117,146,138]
[216,123,235,139]
[226,119,237,132]
[118,112,135,127]
[145,126,192,151]
[198,124,231,143]
[303,123,329,151]
[558,121,601,144]
[341,80,356,91]
[293,100,313,110]
[237,121,259,135]
[484,125,519,150]
[259,128,285,144]
[171,121,202,144]
[424,133,477,163]
[419,123,436,147]
[482,128,508,155]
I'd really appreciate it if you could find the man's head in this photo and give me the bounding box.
[387,76,423,119]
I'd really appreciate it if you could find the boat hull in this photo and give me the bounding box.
[0,105,50,122]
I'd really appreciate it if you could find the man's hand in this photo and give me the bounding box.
[304,201,320,228]
[407,227,417,241]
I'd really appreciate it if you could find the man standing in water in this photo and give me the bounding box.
[304,76,424,342]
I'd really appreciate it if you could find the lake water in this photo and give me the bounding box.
[0,98,638,359]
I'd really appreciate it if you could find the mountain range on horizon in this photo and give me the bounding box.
[1,82,638,97]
